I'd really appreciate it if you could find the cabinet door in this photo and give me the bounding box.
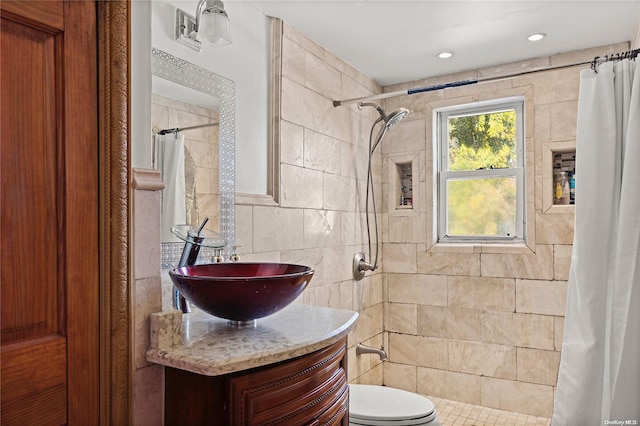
[0,1,99,424]
[228,339,348,425]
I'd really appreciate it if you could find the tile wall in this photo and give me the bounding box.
[233,23,629,418]
[235,22,388,385]
[378,42,629,417]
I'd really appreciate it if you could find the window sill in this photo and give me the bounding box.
[429,241,534,255]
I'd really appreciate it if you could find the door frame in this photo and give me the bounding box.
[98,1,131,424]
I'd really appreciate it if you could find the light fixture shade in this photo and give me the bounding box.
[197,8,232,47]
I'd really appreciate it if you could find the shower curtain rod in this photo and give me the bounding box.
[333,48,640,107]
[155,121,219,135]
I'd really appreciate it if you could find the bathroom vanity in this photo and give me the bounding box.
[147,305,358,425]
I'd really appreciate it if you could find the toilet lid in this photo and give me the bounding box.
[349,384,436,422]
[350,411,437,426]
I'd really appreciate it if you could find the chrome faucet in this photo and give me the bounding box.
[356,343,388,361]
[174,217,210,313]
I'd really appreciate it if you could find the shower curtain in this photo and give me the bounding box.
[155,133,187,243]
[552,59,640,425]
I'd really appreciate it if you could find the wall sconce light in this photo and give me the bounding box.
[176,0,232,51]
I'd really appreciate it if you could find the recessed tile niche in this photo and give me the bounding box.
[543,142,576,213]
[387,153,419,216]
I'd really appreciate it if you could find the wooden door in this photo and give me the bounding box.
[1,1,99,424]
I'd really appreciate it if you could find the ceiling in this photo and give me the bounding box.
[246,1,640,86]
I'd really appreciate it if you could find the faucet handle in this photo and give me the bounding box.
[230,245,240,262]
[212,248,224,263]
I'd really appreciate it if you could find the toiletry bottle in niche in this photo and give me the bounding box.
[569,172,575,205]
[555,181,563,204]
[560,172,570,205]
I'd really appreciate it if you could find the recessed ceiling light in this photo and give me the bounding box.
[438,51,453,59]
[527,33,546,42]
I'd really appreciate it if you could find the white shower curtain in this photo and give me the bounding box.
[552,59,640,425]
[156,133,187,243]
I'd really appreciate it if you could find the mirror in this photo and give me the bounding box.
[151,48,236,267]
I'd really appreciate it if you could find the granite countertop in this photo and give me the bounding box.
[146,304,358,376]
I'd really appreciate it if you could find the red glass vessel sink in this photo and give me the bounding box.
[169,263,314,322]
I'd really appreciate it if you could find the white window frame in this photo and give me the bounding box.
[436,97,525,244]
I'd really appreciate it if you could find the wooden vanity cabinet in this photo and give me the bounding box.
[165,338,349,425]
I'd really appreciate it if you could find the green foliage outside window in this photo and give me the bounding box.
[446,111,518,237]
[448,111,516,171]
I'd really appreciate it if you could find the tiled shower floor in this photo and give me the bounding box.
[428,396,552,426]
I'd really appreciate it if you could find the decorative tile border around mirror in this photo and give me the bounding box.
[152,48,236,261]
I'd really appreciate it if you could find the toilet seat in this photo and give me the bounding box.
[349,384,438,426]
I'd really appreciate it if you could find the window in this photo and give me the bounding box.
[436,97,525,243]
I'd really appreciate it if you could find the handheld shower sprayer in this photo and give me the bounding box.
[353,103,410,280]
[359,102,410,129]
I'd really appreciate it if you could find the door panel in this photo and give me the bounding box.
[1,1,99,424]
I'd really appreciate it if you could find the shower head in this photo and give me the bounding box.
[358,102,409,129]
[385,108,409,128]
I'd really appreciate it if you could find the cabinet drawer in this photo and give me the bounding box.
[315,381,348,426]
[228,338,347,425]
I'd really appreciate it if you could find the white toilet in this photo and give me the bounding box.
[349,384,441,426]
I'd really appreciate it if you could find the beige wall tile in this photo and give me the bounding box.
[134,277,162,369]
[481,245,554,280]
[512,313,555,350]
[354,273,383,309]
[354,363,384,386]
[446,307,482,341]
[303,209,341,249]
[417,305,447,338]
[304,51,342,100]
[448,277,475,308]
[235,205,253,254]
[281,36,305,83]
[448,276,516,312]
[386,302,417,335]
[516,348,560,386]
[281,247,325,287]
[417,367,482,405]
[418,251,481,276]
[534,104,551,145]
[132,364,164,426]
[281,77,330,133]
[357,303,384,343]
[303,128,342,174]
[340,211,356,246]
[381,118,426,154]
[252,205,304,252]
[280,163,324,209]
[323,173,356,211]
[383,243,418,273]
[280,120,304,167]
[449,340,517,380]
[134,189,162,280]
[482,312,554,350]
[384,362,417,392]
[554,245,572,281]
[516,279,568,316]
[388,215,423,243]
[554,316,565,351]
[339,280,354,311]
[389,333,448,370]
[323,246,357,284]
[535,212,574,245]
[388,273,448,306]
[550,100,578,141]
[516,67,581,105]
[481,377,554,417]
